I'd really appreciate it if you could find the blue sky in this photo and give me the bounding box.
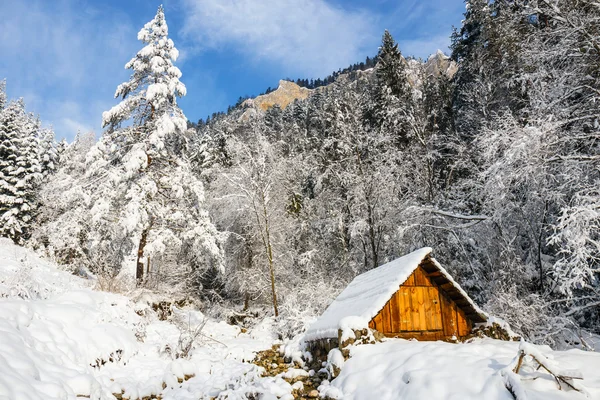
[0,0,466,142]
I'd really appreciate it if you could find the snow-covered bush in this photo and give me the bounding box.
[275,278,342,340]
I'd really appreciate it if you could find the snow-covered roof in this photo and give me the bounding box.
[304,247,486,341]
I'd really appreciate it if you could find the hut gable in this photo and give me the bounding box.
[304,247,486,342]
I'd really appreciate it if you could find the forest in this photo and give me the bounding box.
[1,0,599,350]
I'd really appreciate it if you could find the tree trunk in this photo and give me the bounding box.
[365,186,379,270]
[260,190,279,317]
[243,292,250,311]
[136,226,150,285]
[538,201,549,292]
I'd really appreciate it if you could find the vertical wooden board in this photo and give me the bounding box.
[457,308,469,337]
[387,302,394,333]
[381,301,392,333]
[374,312,383,331]
[396,291,403,331]
[409,287,420,330]
[440,292,457,337]
[417,288,427,330]
[368,319,375,329]
[404,273,416,286]
[413,268,425,286]
[451,302,458,337]
[380,303,386,333]
[399,288,411,331]
[440,292,449,335]
[380,305,388,333]
[428,287,443,330]
[390,291,401,332]
[423,286,433,330]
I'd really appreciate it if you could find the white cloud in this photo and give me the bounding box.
[180,0,380,77]
[0,0,137,142]
[381,0,464,59]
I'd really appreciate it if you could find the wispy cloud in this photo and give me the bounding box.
[399,34,453,59]
[180,0,380,77]
[0,0,137,141]
[0,0,465,138]
[382,0,464,59]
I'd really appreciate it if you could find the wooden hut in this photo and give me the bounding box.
[304,248,486,346]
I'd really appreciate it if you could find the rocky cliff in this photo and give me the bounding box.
[243,80,312,112]
[238,51,456,121]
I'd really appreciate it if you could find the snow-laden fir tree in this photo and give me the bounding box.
[0,79,6,110]
[82,5,222,289]
[373,30,416,146]
[375,30,409,99]
[37,127,59,179]
[0,99,42,243]
[31,132,96,266]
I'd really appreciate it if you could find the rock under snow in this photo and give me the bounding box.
[242,80,312,112]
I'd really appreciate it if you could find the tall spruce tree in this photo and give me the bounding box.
[80,5,222,289]
[451,0,529,139]
[38,127,58,179]
[0,79,6,110]
[0,99,41,243]
[373,30,415,145]
[375,30,409,99]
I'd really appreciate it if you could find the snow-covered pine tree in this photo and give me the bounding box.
[451,0,528,140]
[84,5,222,290]
[101,4,186,148]
[375,30,409,99]
[373,30,416,146]
[0,99,42,243]
[31,131,96,267]
[37,127,58,179]
[0,79,6,111]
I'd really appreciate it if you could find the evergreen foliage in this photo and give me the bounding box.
[13,0,600,346]
[35,6,223,294]
[0,92,56,243]
[189,3,600,344]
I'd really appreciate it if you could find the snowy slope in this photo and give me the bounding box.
[0,239,291,400]
[320,339,600,400]
[3,239,600,400]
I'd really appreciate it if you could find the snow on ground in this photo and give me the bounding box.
[320,338,600,400]
[2,238,600,400]
[0,239,290,400]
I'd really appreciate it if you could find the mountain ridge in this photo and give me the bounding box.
[234,50,457,120]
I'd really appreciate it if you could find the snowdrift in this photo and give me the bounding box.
[320,339,600,400]
[0,239,287,399]
[1,238,599,400]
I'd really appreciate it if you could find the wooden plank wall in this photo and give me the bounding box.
[368,265,472,340]
[440,290,458,338]
[457,307,470,337]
